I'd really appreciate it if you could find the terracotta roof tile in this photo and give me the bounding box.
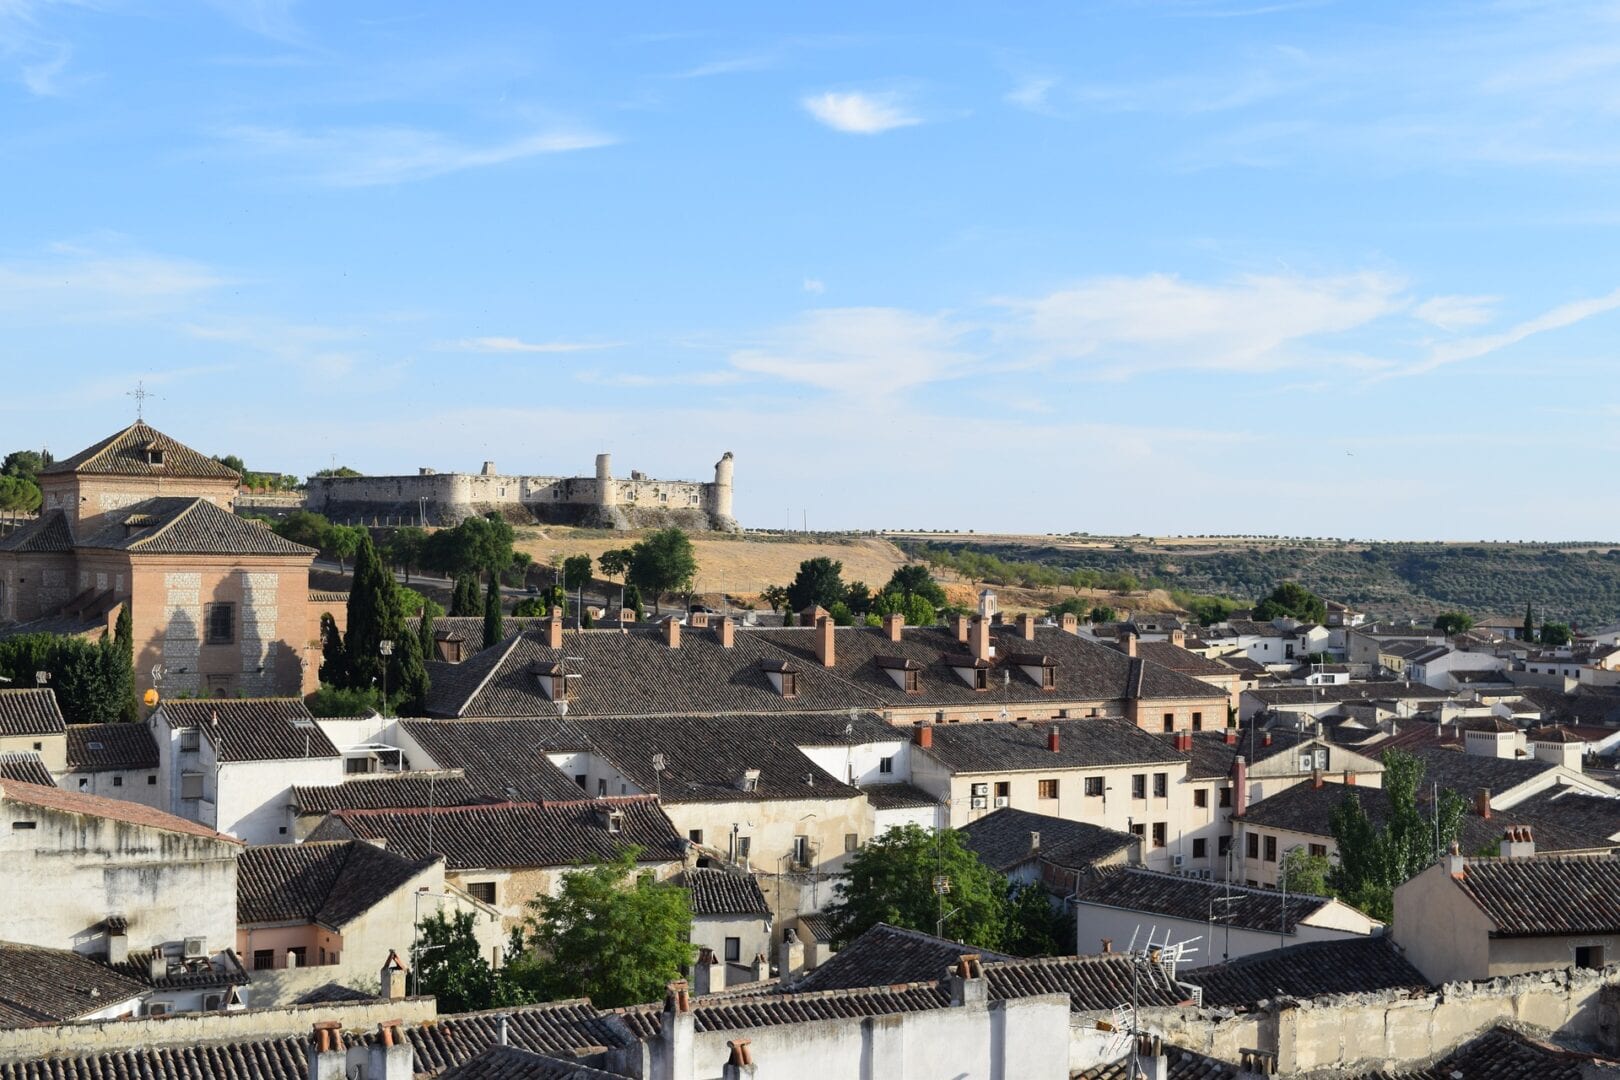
[0,689,65,737]
[237,840,437,929]
[66,723,159,772]
[0,752,56,787]
[1,778,241,843]
[680,868,770,916]
[158,699,338,762]
[42,422,240,480]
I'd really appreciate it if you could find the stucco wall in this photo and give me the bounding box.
[1074,903,1371,969]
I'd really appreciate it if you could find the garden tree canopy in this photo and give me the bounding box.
[1089,605,1116,623]
[450,573,481,617]
[871,589,935,627]
[883,564,947,608]
[340,534,430,713]
[563,554,594,592]
[846,581,873,617]
[507,847,695,1009]
[1046,598,1089,619]
[1541,621,1573,647]
[0,475,41,512]
[1278,847,1332,896]
[597,547,633,582]
[1,448,52,483]
[1433,612,1474,636]
[1330,748,1466,922]
[1254,582,1328,624]
[825,824,1006,950]
[386,527,428,583]
[411,911,530,1013]
[786,556,848,613]
[626,528,698,614]
[0,633,135,724]
[111,605,137,723]
[272,510,333,550]
[318,613,345,685]
[423,513,516,580]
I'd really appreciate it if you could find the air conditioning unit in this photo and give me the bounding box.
[970,797,988,810]
[183,937,207,960]
[1171,854,1186,868]
[147,1003,169,1017]
[970,783,989,797]
[203,995,224,1012]
[993,796,1010,808]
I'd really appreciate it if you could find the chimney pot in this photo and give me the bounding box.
[1017,613,1036,641]
[815,616,836,668]
[951,613,970,644]
[1101,937,1113,953]
[1476,787,1492,820]
[1029,830,1040,853]
[1224,728,1238,746]
[915,723,933,749]
[1060,612,1079,634]
[544,614,564,650]
[1344,770,1357,786]
[883,612,905,641]
[1231,755,1248,818]
[969,616,992,662]
[717,617,735,649]
[662,616,681,650]
[1047,726,1061,753]
[1123,631,1138,658]
[1312,769,1323,789]
[1262,732,1272,747]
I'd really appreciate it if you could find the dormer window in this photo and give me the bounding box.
[142,441,165,467]
[1010,653,1059,691]
[945,654,992,691]
[759,658,800,698]
[877,656,923,694]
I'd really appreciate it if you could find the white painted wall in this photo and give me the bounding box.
[1074,901,1373,969]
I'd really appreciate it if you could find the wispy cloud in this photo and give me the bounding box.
[1413,294,1498,332]
[674,54,775,79]
[0,244,224,317]
[452,336,622,354]
[801,278,825,295]
[1005,75,1056,113]
[730,307,975,394]
[220,124,616,187]
[802,90,919,134]
[1395,286,1620,377]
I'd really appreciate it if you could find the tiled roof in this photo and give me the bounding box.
[66,723,159,772]
[1407,746,1558,800]
[1248,683,1454,707]
[0,752,56,787]
[43,422,240,480]
[1493,786,1620,843]
[1241,781,1391,838]
[0,689,66,737]
[1,778,240,843]
[615,981,955,1038]
[430,617,545,651]
[237,840,437,929]
[0,942,148,1025]
[916,718,1186,774]
[399,718,593,803]
[1135,641,1239,678]
[158,699,339,762]
[77,497,315,557]
[1451,854,1620,935]
[797,913,834,942]
[1074,868,1344,934]
[290,982,375,1005]
[958,807,1136,872]
[681,868,770,916]
[982,954,1192,1011]
[858,782,939,810]
[433,1045,632,1080]
[0,509,73,553]
[109,948,250,990]
[1075,1046,1244,1079]
[314,797,686,872]
[789,923,1015,991]
[404,1001,639,1072]
[1190,936,1429,1008]
[291,771,485,814]
[1369,1024,1619,1080]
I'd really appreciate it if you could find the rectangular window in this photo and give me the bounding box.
[1084,777,1104,797]
[1153,772,1168,798]
[179,729,201,752]
[689,829,704,845]
[1152,823,1167,849]
[113,775,123,787]
[1130,823,1145,839]
[1576,945,1606,970]
[1219,787,1233,808]
[575,774,587,789]
[1219,836,1232,857]
[468,881,497,905]
[252,949,275,970]
[205,603,235,645]
[1194,789,1208,808]
[597,778,607,797]
[879,756,894,774]
[287,947,306,968]
[725,937,741,963]
[147,774,157,785]
[1131,774,1146,799]
[180,772,203,800]
[995,781,1010,799]
[1192,838,1207,858]
[1264,836,1278,863]
[344,757,372,774]
[1309,843,1327,858]
[845,832,858,853]
[1162,714,1175,732]
[737,836,751,862]
[1246,832,1260,859]
[1192,712,1203,730]
[11,821,36,830]
[1038,778,1059,799]
[792,836,810,865]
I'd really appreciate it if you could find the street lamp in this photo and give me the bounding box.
[379,639,394,716]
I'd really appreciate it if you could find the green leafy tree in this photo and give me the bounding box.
[0,634,128,724]
[1089,605,1116,623]
[627,528,698,615]
[423,514,515,580]
[448,574,478,617]
[1003,882,1067,957]
[1253,582,1327,623]
[273,510,332,550]
[1433,611,1474,636]
[1046,598,1089,619]
[0,475,42,512]
[340,534,428,712]
[883,564,947,608]
[215,454,246,475]
[871,589,935,627]
[563,554,594,593]
[1278,847,1332,896]
[825,824,1008,950]
[413,910,517,1013]
[846,581,873,617]
[1330,749,1466,922]
[318,613,346,685]
[511,847,696,1009]
[598,548,633,582]
[512,598,547,617]
[392,630,431,716]
[326,525,363,573]
[418,606,436,667]
[828,601,855,626]
[308,683,384,718]
[2,449,52,483]
[1541,621,1573,647]
[622,583,645,622]
[387,527,428,583]
[483,575,504,651]
[759,584,790,614]
[786,556,847,613]
[312,466,363,479]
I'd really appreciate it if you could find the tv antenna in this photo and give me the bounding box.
[1095,926,1202,1078]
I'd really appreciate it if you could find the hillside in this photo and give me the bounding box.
[896,536,1620,626]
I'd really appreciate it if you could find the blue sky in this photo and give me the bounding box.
[2,1,1618,539]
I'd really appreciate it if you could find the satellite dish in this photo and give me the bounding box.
[142,689,159,707]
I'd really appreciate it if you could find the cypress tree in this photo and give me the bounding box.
[319,613,347,687]
[394,625,431,715]
[346,534,402,694]
[418,606,435,665]
[112,604,137,721]
[1523,602,1536,643]
[483,574,503,651]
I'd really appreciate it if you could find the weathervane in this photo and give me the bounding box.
[128,381,152,420]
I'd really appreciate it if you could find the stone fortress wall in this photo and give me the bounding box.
[305,451,736,531]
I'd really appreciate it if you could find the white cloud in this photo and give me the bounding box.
[0,246,224,317]
[1005,75,1056,112]
[675,54,775,79]
[1398,286,1620,377]
[453,336,621,354]
[801,278,825,295]
[1005,271,1405,375]
[19,41,67,94]
[221,124,616,187]
[730,307,974,395]
[1413,294,1498,331]
[801,91,919,134]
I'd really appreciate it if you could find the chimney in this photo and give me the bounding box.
[498,1014,509,1046]
[1448,840,1467,879]
[751,952,770,984]
[969,617,992,662]
[1262,732,1273,748]
[1028,830,1041,854]
[1499,825,1536,859]
[1344,770,1357,786]
[308,1022,346,1080]
[689,611,709,628]
[1224,728,1238,746]
[148,950,167,981]
[815,616,835,668]
[1047,726,1061,753]
[1174,731,1192,753]
[617,607,636,624]
[106,924,127,966]
[721,1040,757,1080]
[778,928,805,982]
[1135,1034,1169,1080]
[1060,612,1079,634]
[367,1021,412,1080]
[1100,938,1112,953]
[914,723,933,750]
[1122,631,1138,658]
[883,612,905,642]
[948,954,987,1007]
[950,613,970,643]
[1170,628,1186,648]
[1231,756,1248,818]
[380,949,407,1001]
[692,947,719,996]
[1016,613,1036,641]
[1312,769,1324,789]
[662,616,681,650]
[1475,787,1492,820]
[657,980,695,1080]
[544,614,564,650]
[716,617,735,649]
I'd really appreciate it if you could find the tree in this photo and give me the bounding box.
[423,514,515,581]
[1434,612,1474,636]
[598,548,633,582]
[563,554,594,593]
[0,634,128,724]
[312,466,363,479]
[1523,602,1537,643]
[483,575,504,651]
[326,525,363,573]
[318,613,346,685]
[1046,598,1089,620]
[387,528,428,583]
[627,528,698,615]
[1003,882,1067,957]
[1541,621,1573,647]
[109,605,137,722]
[307,683,384,717]
[828,601,855,626]
[418,606,435,665]
[450,573,481,617]
[1,449,52,483]
[273,510,332,550]
[760,584,790,614]
[215,453,246,475]
[413,910,509,1013]
[883,565,947,608]
[1089,605,1116,623]
[512,847,695,1009]
[846,581,873,617]
[1278,847,1332,896]
[871,589,934,627]
[825,824,1007,950]
[1330,749,1466,922]
[1254,582,1327,623]
[0,475,41,512]
[339,533,428,712]
[622,583,645,622]
[786,556,847,613]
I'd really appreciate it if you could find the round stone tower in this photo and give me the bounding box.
[712,451,737,530]
[596,453,616,508]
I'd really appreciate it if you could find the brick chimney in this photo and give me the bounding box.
[544,613,564,650]
[689,611,709,628]
[1224,727,1238,746]
[1475,787,1492,820]
[1047,726,1061,753]
[722,1040,757,1080]
[950,613,970,644]
[883,612,905,641]
[751,952,770,983]
[1135,1035,1169,1080]
[658,979,695,1080]
[1016,613,1036,641]
[1312,769,1324,789]
[380,949,406,1001]
[617,607,636,624]
[1100,938,1113,953]
[1060,612,1078,634]
[949,954,987,1007]
[716,617,734,649]
[1174,731,1192,753]
[662,616,681,650]
[1231,756,1248,817]
[969,617,992,662]
[914,723,933,749]
[1122,631,1138,658]
[1448,840,1466,879]
[778,929,805,983]
[1343,770,1357,786]
[1262,732,1272,748]
[1170,628,1186,648]
[815,616,835,668]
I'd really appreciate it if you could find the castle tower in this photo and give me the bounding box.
[596,453,616,507]
[713,451,735,526]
